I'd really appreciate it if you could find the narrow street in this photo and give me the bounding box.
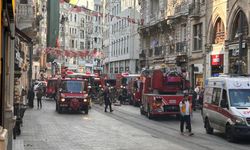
[13,99,250,150]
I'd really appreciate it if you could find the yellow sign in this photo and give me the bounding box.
[69,0,79,5]
[12,0,16,17]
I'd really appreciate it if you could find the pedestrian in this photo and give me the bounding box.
[193,85,200,110]
[179,93,194,136]
[27,87,35,108]
[198,87,204,107]
[36,88,43,109]
[103,85,113,112]
[21,86,27,105]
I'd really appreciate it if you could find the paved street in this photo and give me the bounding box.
[13,98,250,150]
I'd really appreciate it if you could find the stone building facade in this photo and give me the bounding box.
[103,0,140,74]
[139,0,250,87]
[138,0,192,82]
[205,0,250,79]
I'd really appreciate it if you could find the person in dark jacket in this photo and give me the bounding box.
[27,87,35,108]
[103,85,113,112]
[36,88,43,109]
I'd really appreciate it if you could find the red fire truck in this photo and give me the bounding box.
[56,78,90,114]
[119,73,141,105]
[46,78,58,100]
[140,69,191,119]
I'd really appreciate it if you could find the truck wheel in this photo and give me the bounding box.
[85,107,89,114]
[226,124,236,142]
[205,118,214,134]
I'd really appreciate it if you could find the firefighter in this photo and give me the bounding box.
[179,93,194,136]
[103,85,113,112]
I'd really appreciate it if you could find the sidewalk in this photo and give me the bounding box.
[12,139,25,150]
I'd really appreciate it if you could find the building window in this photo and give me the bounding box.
[75,14,77,22]
[20,0,28,4]
[231,11,249,40]
[213,18,225,44]
[124,37,126,54]
[95,26,98,33]
[181,24,187,42]
[80,30,84,39]
[193,23,202,51]
[72,40,74,48]
[81,18,84,27]
[127,36,129,53]
[80,42,84,49]
[121,38,124,54]
[150,0,159,17]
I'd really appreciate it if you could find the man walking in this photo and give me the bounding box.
[179,93,194,136]
[36,88,43,109]
[103,85,113,112]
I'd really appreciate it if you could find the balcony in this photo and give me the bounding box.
[139,50,146,59]
[175,41,187,55]
[189,2,200,19]
[173,2,189,18]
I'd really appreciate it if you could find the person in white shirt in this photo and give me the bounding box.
[179,93,194,136]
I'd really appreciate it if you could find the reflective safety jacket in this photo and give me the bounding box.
[179,100,192,116]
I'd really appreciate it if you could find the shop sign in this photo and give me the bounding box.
[229,43,246,56]
[211,54,223,66]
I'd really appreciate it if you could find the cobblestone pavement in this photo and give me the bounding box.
[13,99,250,150]
[12,99,184,150]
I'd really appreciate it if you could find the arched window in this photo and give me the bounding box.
[213,18,225,44]
[231,11,248,40]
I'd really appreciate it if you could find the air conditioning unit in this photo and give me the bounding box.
[194,64,203,74]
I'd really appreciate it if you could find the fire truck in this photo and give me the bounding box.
[56,78,90,114]
[119,73,141,105]
[140,69,191,119]
[55,66,91,114]
[46,78,58,100]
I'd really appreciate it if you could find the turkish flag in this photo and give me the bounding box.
[64,50,71,57]
[82,49,89,57]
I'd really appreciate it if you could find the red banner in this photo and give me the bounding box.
[211,54,223,66]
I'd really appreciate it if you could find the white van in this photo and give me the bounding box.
[202,75,250,142]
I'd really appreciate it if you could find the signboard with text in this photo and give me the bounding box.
[211,54,223,66]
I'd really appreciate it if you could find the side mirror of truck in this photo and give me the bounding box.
[220,99,228,109]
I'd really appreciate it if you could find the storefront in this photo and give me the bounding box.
[193,64,203,87]
[211,54,224,77]
[228,43,248,74]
